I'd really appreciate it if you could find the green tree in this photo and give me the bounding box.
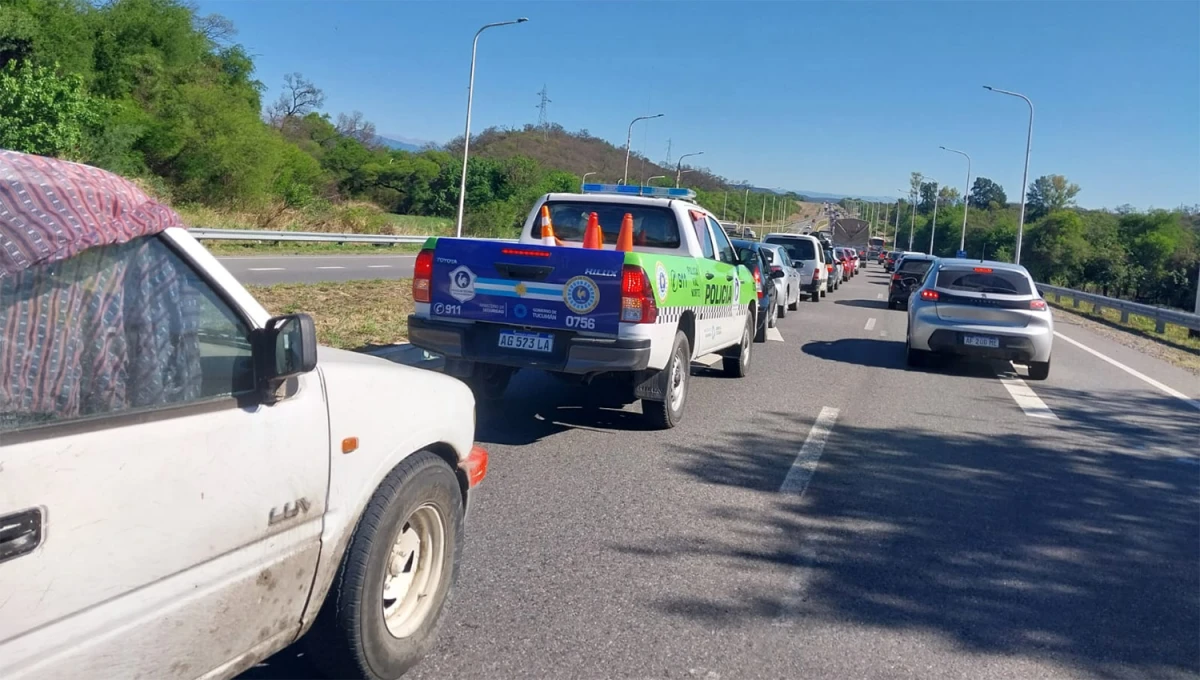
[0,60,99,157]
[1024,210,1090,285]
[1026,174,1081,220]
[968,177,1007,209]
[918,181,938,214]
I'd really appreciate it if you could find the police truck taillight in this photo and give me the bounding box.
[621,264,657,323]
[413,248,434,303]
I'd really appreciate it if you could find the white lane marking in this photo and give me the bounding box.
[880,330,888,338]
[247,267,285,271]
[876,293,883,299]
[316,266,345,270]
[779,407,840,496]
[1054,331,1200,411]
[367,265,393,269]
[766,327,784,342]
[864,318,876,331]
[692,354,723,368]
[216,255,416,260]
[998,368,1059,420]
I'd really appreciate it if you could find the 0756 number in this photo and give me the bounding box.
[565,316,595,330]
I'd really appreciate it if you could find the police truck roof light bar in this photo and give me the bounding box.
[580,183,696,201]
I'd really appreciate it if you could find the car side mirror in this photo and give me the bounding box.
[255,313,318,399]
[769,269,786,280]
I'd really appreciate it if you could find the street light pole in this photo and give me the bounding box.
[928,182,939,255]
[675,151,704,185]
[984,85,1033,264]
[455,17,528,238]
[940,146,972,253]
[894,196,902,248]
[581,171,596,191]
[742,187,750,225]
[623,113,664,185]
[722,192,728,220]
[909,189,917,251]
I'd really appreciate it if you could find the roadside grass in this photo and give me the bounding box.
[1044,293,1200,351]
[178,202,451,256]
[247,279,413,350]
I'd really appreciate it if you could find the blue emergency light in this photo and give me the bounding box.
[581,183,697,201]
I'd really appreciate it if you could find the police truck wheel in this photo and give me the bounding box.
[644,331,690,429]
[722,313,753,378]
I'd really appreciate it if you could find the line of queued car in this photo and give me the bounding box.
[882,250,1055,380]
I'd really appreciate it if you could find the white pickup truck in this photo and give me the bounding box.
[0,151,485,680]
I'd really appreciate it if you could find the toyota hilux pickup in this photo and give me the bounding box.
[407,184,767,429]
[0,150,486,680]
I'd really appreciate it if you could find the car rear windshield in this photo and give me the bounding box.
[936,268,1033,295]
[764,236,816,261]
[897,259,934,275]
[542,201,680,248]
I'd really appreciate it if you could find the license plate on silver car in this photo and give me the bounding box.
[498,330,554,353]
[963,334,1000,348]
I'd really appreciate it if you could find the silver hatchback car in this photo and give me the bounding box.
[906,259,1053,380]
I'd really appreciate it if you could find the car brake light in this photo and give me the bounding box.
[973,267,993,273]
[827,265,834,272]
[621,264,658,323]
[753,269,764,298]
[812,269,820,281]
[501,247,552,258]
[892,273,901,281]
[413,248,434,303]
[1030,299,1047,311]
[770,265,782,273]
[920,289,939,301]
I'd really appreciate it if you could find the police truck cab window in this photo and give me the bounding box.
[544,202,680,248]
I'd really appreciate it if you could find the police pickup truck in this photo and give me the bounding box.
[408,184,773,428]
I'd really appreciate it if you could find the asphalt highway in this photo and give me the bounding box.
[218,254,416,285]
[243,265,1200,679]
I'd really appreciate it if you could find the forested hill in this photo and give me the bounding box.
[450,124,730,192]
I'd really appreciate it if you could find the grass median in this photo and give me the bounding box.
[1044,293,1200,374]
[247,279,413,351]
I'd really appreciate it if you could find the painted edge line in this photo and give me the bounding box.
[864,318,876,331]
[998,371,1059,420]
[1054,331,1200,412]
[779,407,840,496]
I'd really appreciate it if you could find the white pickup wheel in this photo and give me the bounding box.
[306,451,463,680]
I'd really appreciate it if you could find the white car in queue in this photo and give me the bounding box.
[759,242,803,318]
[0,150,487,680]
[762,233,828,302]
[905,258,1054,379]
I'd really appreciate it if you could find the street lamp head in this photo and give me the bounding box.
[983,85,994,91]
[939,145,947,150]
[517,17,529,22]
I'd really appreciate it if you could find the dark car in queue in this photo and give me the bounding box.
[733,239,785,343]
[888,253,937,309]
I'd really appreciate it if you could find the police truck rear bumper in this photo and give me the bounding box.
[408,316,652,375]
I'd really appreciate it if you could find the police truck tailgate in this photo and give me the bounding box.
[428,239,625,337]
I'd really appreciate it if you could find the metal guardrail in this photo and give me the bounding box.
[188,228,517,245]
[189,228,430,245]
[1036,283,1200,334]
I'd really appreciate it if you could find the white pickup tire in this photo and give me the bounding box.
[306,451,464,680]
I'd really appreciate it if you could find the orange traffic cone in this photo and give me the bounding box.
[540,205,560,246]
[615,213,634,252]
[583,212,603,249]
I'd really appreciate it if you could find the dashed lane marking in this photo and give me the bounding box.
[864,318,876,331]
[766,327,784,342]
[247,267,285,271]
[779,406,840,496]
[367,265,393,268]
[997,366,1059,419]
[1054,331,1200,411]
[316,266,345,270]
[876,293,883,299]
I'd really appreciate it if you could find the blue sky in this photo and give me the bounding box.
[198,1,1198,209]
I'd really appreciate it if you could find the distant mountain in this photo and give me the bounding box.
[790,189,898,203]
[376,135,437,152]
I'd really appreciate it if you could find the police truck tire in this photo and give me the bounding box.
[305,451,463,680]
[643,331,690,429]
[722,313,753,378]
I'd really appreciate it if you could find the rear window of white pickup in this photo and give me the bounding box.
[544,201,680,248]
